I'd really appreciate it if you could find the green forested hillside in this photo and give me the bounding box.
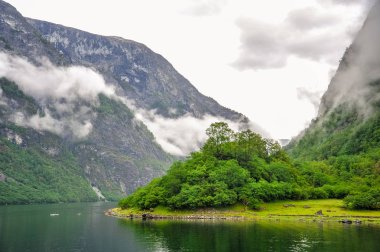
[0,79,98,204]
[119,122,380,210]
[283,3,380,210]
[285,103,380,210]
[0,75,174,204]
[0,131,98,204]
[287,104,380,160]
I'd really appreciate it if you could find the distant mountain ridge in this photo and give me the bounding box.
[0,0,250,203]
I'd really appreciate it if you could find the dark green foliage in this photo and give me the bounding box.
[118,178,164,209]
[121,118,380,210]
[344,189,380,210]
[97,94,133,119]
[287,100,380,210]
[0,78,98,204]
[0,78,40,115]
[120,123,323,210]
[308,187,329,199]
[0,133,98,204]
[246,180,305,202]
[343,115,380,154]
[321,184,351,199]
[287,104,380,160]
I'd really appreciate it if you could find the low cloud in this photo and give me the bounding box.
[11,110,93,138]
[137,112,259,156]
[318,0,371,6]
[297,87,323,111]
[0,52,264,155]
[0,52,115,138]
[318,1,380,116]
[181,0,227,17]
[123,99,267,156]
[286,7,339,31]
[233,5,366,70]
[0,53,115,102]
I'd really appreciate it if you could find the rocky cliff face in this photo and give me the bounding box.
[0,1,68,65]
[0,0,249,203]
[27,18,245,121]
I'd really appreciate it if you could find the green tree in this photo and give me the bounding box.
[203,122,234,159]
[235,129,267,163]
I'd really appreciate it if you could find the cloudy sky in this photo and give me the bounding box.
[6,0,374,139]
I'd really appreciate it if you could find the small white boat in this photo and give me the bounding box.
[50,213,59,216]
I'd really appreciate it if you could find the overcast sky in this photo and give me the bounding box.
[6,0,374,139]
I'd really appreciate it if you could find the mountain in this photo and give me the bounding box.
[0,1,67,65]
[287,2,380,160]
[27,18,245,120]
[0,0,249,203]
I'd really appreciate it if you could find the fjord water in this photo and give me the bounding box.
[1,203,379,252]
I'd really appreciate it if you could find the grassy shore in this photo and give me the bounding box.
[107,199,380,224]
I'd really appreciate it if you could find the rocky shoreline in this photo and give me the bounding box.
[105,208,380,225]
[105,209,248,221]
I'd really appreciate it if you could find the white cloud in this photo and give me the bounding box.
[0,54,115,102]
[181,0,228,17]
[0,52,259,154]
[286,7,339,31]
[4,0,371,140]
[296,87,323,111]
[318,0,371,6]
[0,52,115,138]
[133,108,259,156]
[11,110,93,138]
[233,5,362,70]
[116,98,266,156]
[319,1,380,116]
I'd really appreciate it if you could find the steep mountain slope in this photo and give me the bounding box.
[0,75,172,201]
[0,1,68,65]
[0,0,251,203]
[27,18,245,120]
[287,2,380,160]
[0,78,99,203]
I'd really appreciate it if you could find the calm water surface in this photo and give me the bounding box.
[0,202,379,252]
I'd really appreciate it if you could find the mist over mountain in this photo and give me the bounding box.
[288,1,380,159]
[118,0,380,214]
[0,0,258,203]
[318,1,380,117]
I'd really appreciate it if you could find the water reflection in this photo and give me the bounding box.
[1,203,379,252]
[119,219,380,252]
[0,203,145,252]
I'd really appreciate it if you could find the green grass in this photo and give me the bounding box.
[258,199,380,217]
[112,199,380,224]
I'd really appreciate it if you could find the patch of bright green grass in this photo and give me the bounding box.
[258,199,380,217]
[113,199,380,224]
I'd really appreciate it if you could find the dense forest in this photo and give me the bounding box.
[0,79,99,204]
[120,121,380,211]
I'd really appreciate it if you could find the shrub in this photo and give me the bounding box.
[344,189,380,210]
[248,198,262,210]
[308,187,329,199]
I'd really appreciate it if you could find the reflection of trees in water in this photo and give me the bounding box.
[118,219,380,252]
